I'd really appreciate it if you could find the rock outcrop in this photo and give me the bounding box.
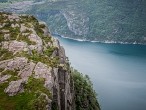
[4,78,27,96]
[0,12,100,110]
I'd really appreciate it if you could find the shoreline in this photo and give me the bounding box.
[52,34,145,45]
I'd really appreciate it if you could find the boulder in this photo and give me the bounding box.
[0,59,12,69]
[8,40,28,54]
[20,24,27,33]
[1,41,9,49]
[39,21,50,36]
[34,62,53,91]
[28,33,43,53]
[8,14,20,22]
[4,78,27,96]
[4,34,10,40]
[1,29,9,33]
[52,37,60,49]
[11,23,20,28]
[0,75,11,83]
[6,57,28,70]
[18,62,36,78]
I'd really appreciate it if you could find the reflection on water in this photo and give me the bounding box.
[54,36,146,110]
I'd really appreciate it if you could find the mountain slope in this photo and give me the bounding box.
[1,0,146,44]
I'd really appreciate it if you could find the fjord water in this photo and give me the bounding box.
[54,36,146,110]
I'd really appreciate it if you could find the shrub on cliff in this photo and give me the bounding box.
[71,68,100,110]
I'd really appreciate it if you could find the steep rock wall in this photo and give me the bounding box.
[0,12,100,110]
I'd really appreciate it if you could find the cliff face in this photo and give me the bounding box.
[0,12,75,110]
[0,12,100,110]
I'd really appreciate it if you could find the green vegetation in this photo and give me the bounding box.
[1,0,146,43]
[0,82,36,110]
[0,75,35,110]
[17,35,36,45]
[44,47,55,57]
[0,68,4,72]
[0,33,4,42]
[24,77,52,110]
[71,68,100,110]
[28,50,50,64]
[1,69,19,81]
[20,0,146,44]
[25,77,51,98]
[0,48,14,61]
[16,49,59,67]
[0,76,51,110]
[28,91,49,110]
[0,82,33,110]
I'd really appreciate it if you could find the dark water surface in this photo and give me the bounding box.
[54,36,146,110]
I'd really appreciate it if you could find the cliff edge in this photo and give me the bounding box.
[0,12,100,110]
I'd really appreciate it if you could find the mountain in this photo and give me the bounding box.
[0,0,146,44]
[0,12,100,110]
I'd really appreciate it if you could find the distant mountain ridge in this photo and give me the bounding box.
[0,0,146,44]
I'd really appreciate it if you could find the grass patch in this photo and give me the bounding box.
[0,68,4,72]
[43,36,52,44]
[0,48,14,61]
[25,77,51,98]
[49,57,59,67]
[44,47,54,57]
[0,82,36,110]
[9,27,20,40]
[1,70,19,81]
[17,34,36,45]
[1,70,17,76]
[0,12,8,23]
[0,32,4,43]
[39,23,46,29]
[28,50,50,64]
[0,74,51,110]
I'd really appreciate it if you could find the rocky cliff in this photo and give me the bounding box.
[0,12,100,110]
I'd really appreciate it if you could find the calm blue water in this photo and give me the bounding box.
[54,36,146,110]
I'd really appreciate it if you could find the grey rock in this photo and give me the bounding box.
[1,29,9,33]
[6,57,28,70]
[0,24,3,28]
[20,24,28,33]
[28,33,43,53]
[52,37,60,49]
[0,59,13,69]
[8,14,20,22]
[8,40,28,54]
[0,75,11,83]
[51,49,58,57]
[22,33,30,36]
[4,34,10,40]
[4,78,27,96]
[1,41,9,49]
[18,62,36,78]
[52,68,61,110]
[34,62,53,91]
[59,46,66,64]
[39,21,50,36]
[11,23,20,28]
